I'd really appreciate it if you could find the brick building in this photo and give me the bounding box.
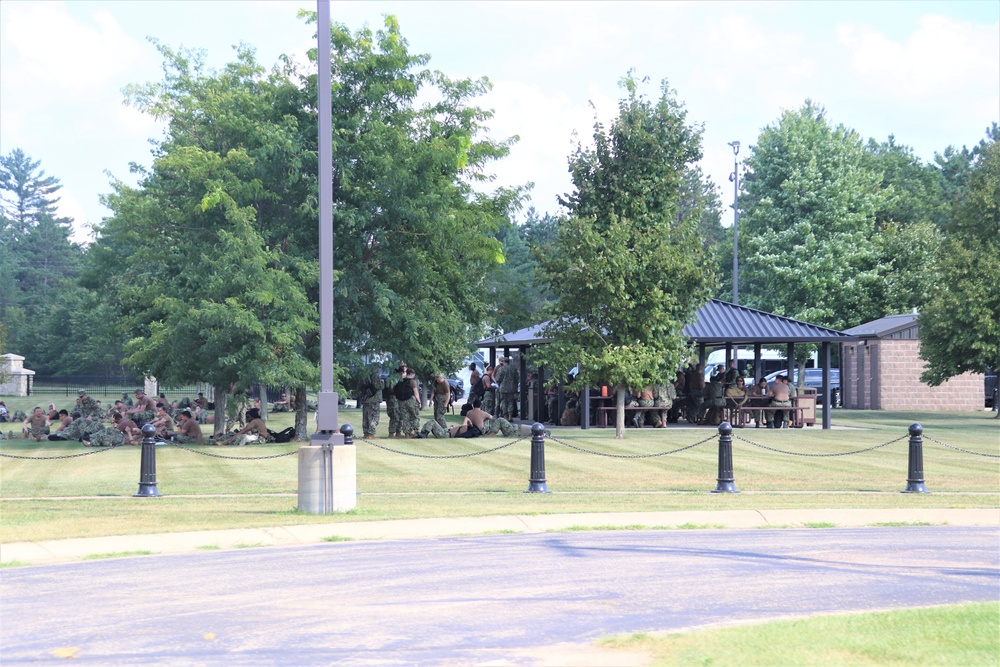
[842,314,984,411]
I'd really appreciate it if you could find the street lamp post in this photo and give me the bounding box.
[728,141,740,305]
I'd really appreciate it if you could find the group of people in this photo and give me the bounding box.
[465,356,520,421]
[355,361,519,440]
[3,389,206,447]
[667,362,797,428]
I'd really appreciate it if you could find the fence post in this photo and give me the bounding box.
[525,422,550,493]
[134,423,162,498]
[902,422,929,494]
[712,421,740,493]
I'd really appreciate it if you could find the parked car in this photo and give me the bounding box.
[763,368,841,406]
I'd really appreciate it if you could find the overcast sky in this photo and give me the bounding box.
[1,1,997,242]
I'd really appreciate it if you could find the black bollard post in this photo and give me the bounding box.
[902,422,929,494]
[134,423,162,498]
[712,422,740,493]
[525,422,550,493]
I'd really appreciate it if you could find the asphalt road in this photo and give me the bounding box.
[2,526,998,666]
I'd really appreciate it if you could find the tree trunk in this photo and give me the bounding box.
[212,384,227,437]
[615,387,626,440]
[796,359,807,389]
[294,386,309,439]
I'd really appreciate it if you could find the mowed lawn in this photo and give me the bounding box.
[1,401,997,542]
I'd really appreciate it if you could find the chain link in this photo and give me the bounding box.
[357,435,528,458]
[166,442,299,460]
[733,433,907,457]
[544,433,716,458]
[923,435,1000,458]
[0,444,123,460]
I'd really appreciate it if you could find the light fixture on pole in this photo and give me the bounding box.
[728,140,740,305]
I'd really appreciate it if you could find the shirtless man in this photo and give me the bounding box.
[416,398,516,438]
[767,375,793,428]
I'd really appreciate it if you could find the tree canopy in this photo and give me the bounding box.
[88,14,520,426]
[919,136,999,389]
[534,76,716,437]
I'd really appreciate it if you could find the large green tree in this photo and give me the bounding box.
[919,136,999,400]
[534,76,716,438]
[93,15,519,432]
[739,102,887,333]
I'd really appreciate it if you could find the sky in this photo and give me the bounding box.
[1,1,998,243]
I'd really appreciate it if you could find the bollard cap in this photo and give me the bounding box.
[339,423,354,437]
[718,421,733,436]
[141,423,157,436]
[531,422,546,436]
[908,422,923,436]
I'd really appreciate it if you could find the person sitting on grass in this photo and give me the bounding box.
[415,398,516,438]
[86,412,140,447]
[174,409,204,444]
[150,402,176,440]
[23,406,50,442]
[212,407,272,446]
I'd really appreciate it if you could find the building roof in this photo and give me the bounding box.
[477,299,856,348]
[844,313,918,339]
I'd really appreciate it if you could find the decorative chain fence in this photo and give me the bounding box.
[356,435,529,459]
[0,444,124,460]
[922,435,1000,458]
[166,442,299,461]
[544,433,717,458]
[732,433,909,457]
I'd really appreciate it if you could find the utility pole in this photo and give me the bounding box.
[728,140,740,305]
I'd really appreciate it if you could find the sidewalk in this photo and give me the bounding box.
[3,508,997,566]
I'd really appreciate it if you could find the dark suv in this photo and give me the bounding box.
[764,368,841,406]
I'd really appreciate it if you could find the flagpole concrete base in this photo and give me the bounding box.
[297,431,355,513]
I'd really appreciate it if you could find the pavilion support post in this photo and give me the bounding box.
[581,384,590,430]
[489,348,496,368]
[698,344,706,369]
[725,342,733,367]
[821,342,831,430]
[519,347,528,422]
[786,343,795,379]
[754,343,762,383]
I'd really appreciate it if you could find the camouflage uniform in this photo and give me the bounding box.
[432,390,448,429]
[87,425,127,448]
[652,383,676,427]
[398,380,420,436]
[483,416,517,437]
[77,394,102,421]
[498,362,519,420]
[420,419,451,439]
[361,371,384,437]
[385,372,402,437]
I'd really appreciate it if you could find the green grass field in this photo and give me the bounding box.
[600,602,1000,666]
[1,398,996,542]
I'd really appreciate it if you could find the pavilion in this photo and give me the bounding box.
[475,299,857,429]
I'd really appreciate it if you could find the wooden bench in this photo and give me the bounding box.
[732,404,805,428]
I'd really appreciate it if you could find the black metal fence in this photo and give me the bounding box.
[29,376,203,399]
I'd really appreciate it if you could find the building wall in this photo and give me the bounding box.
[876,340,984,411]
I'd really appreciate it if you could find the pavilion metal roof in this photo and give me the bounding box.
[477,299,855,348]
[844,313,918,339]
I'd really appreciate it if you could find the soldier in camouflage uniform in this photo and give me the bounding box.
[76,390,102,422]
[418,418,451,439]
[385,365,404,437]
[483,416,517,437]
[481,366,497,416]
[361,366,384,438]
[126,389,157,427]
[497,357,520,421]
[431,373,451,429]
[398,369,421,437]
[23,407,50,441]
[652,381,676,428]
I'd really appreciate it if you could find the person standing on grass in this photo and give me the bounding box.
[361,365,384,439]
[431,373,451,429]
[385,364,405,438]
